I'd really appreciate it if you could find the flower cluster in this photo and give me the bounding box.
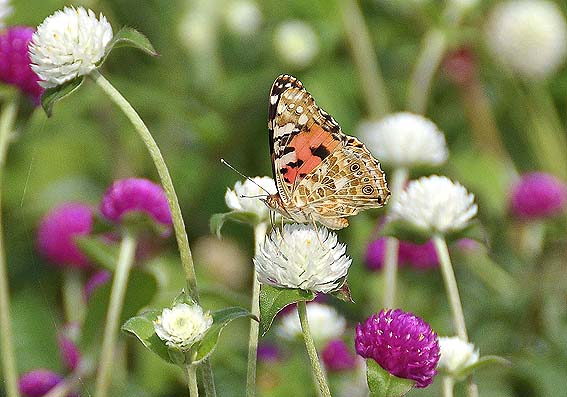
[29,7,113,88]
[153,302,213,351]
[225,176,277,224]
[438,336,479,375]
[355,309,440,388]
[509,172,567,220]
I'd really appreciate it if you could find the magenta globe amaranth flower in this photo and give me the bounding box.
[510,172,567,219]
[355,309,440,388]
[37,202,94,269]
[100,178,172,231]
[0,26,44,104]
[58,324,81,371]
[322,339,357,372]
[19,369,63,397]
[365,237,438,271]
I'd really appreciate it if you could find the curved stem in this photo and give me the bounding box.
[297,301,331,397]
[338,0,391,118]
[187,363,199,397]
[0,99,20,397]
[407,28,447,114]
[382,167,409,308]
[90,70,217,396]
[246,223,268,397]
[94,233,137,397]
[432,235,467,341]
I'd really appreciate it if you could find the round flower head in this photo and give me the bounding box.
[0,26,43,104]
[0,0,12,29]
[19,369,63,397]
[277,303,346,345]
[355,309,440,388]
[153,302,213,351]
[37,202,94,269]
[437,336,479,375]
[29,7,113,88]
[486,0,567,80]
[254,224,352,293]
[357,113,448,168]
[322,339,357,372]
[225,176,277,224]
[391,175,477,234]
[365,237,439,271]
[100,178,172,229]
[58,324,81,372]
[224,0,262,36]
[274,20,319,69]
[509,172,567,219]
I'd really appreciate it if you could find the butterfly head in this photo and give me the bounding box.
[261,193,289,216]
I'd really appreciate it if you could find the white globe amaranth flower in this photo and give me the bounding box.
[391,175,478,234]
[254,224,352,293]
[29,7,113,89]
[277,303,346,345]
[438,336,479,374]
[0,0,12,29]
[153,303,213,351]
[357,113,448,168]
[273,20,319,69]
[178,9,218,52]
[225,176,277,223]
[224,0,262,36]
[486,0,567,80]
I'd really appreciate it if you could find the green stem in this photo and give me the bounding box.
[187,363,199,397]
[0,99,20,397]
[94,233,137,397]
[246,223,268,397]
[382,167,409,308]
[90,70,217,396]
[297,301,331,397]
[432,235,468,341]
[338,0,391,118]
[407,28,447,114]
[442,376,454,397]
[62,269,86,325]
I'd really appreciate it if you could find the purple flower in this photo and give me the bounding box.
[19,369,62,397]
[58,324,81,371]
[365,238,438,271]
[355,309,440,388]
[510,172,567,220]
[100,178,172,231]
[257,343,280,362]
[37,202,94,269]
[0,26,43,105]
[84,270,111,300]
[321,339,357,372]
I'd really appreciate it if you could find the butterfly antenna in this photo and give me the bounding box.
[220,158,272,196]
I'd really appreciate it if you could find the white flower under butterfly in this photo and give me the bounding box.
[438,336,479,374]
[358,112,448,169]
[29,7,113,88]
[254,224,351,293]
[225,176,278,223]
[391,175,477,234]
[277,303,346,345]
[153,303,213,351]
[0,0,12,29]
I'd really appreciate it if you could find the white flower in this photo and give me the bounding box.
[357,113,448,168]
[277,303,346,345]
[254,224,352,293]
[0,0,12,29]
[486,0,567,80]
[29,7,113,89]
[225,176,277,223]
[224,0,262,36]
[153,303,213,351]
[438,336,479,374]
[178,9,217,52]
[273,20,319,69]
[391,175,477,234]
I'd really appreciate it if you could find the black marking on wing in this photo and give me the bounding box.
[310,145,330,160]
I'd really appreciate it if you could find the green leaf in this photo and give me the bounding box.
[193,307,255,363]
[366,359,415,397]
[209,211,260,237]
[122,310,170,363]
[81,270,158,353]
[41,77,84,117]
[259,285,314,337]
[102,27,158,64]
[380,220,431,244]
[75,236,119,271]
[453,355,512,380]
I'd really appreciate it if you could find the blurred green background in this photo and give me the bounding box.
[3,0,567,396]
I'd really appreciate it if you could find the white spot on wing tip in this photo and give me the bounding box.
[270,95,278,104]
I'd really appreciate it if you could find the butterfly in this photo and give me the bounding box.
[262,74,390,230]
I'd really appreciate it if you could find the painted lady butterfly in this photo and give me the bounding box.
[263,74,390,229]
